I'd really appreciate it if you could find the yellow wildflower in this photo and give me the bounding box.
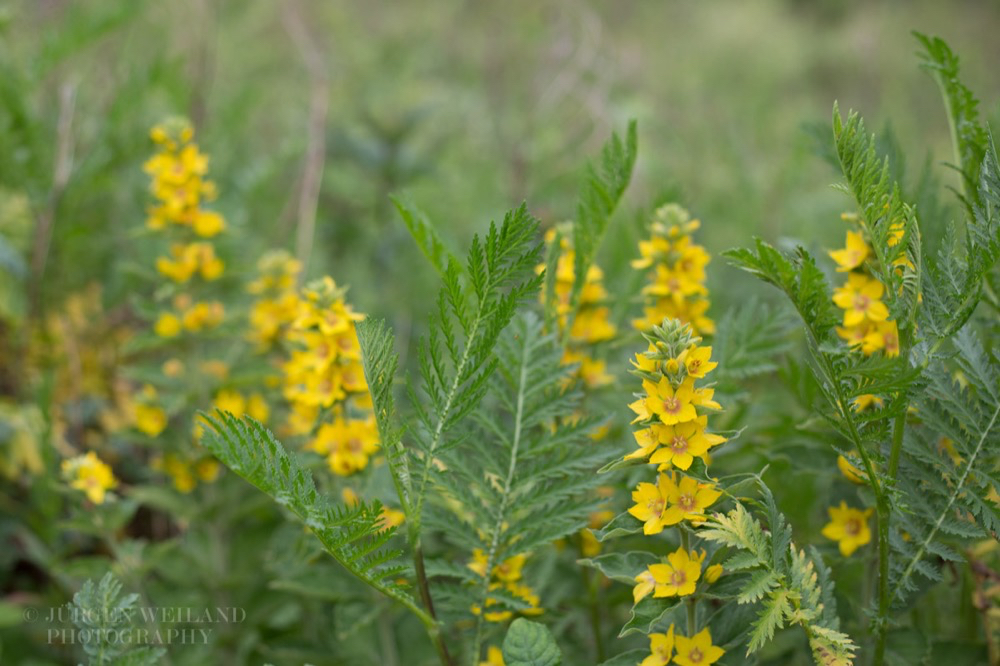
[628,474,676,535]
[640,625,675,666]
[61,451,117,504]
[480,646,505,666]
[837,454,864,484]
[673,627,725,666]
[832,273,889,327]
[661,473,722,525]
[643,377,697,425]
[829,230,870,272]
[821,501,873,556]
[154,312,182,338]
[640,547,705,599]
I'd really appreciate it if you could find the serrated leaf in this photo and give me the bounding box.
[502,618,562,666]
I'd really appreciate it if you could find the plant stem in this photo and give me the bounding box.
[681,529,696,635]
[583,564,606,662]
[413,543,454,666]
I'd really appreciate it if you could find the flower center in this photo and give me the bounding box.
[688,359,701,372]
[670,570,687,587]
[853,294,870,311]
[662,397,681,414]
[688,648,704,663]
[670,436,689,453]
[885,333,898,352]
[845,518,861,536]
[648,498,665,516]
[348,437,363,453]
[678,493,695,511]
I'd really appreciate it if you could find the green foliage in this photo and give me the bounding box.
[712,299,797,383]
[198,413,421,618]
[568,120,638,320]
[700,484,856,663]
[914,32,989,213]
[832,104,921,334]
[432,313,608,643]
[890,326,1000,604]
[502,618,562,666]
[406,203,544,533]
[67,573,166,666]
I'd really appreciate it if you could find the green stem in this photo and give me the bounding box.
[583,564,606,662]
[413,543,454,666]
[680,529,696,635]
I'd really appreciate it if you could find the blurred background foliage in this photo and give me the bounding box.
[3,0,998,319]
[2,0,999,664]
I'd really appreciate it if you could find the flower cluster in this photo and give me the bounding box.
[640,625,725,666]
[539,225,616,388]
[247,250,303,349]
[829,217,900,359]
[61,451,117,504]
[468,550,542,622]
[618,319,726,662]
[144,121,227,343]
[632,205,714,336]
[280,277,379,476]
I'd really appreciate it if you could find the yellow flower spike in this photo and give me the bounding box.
[673,627,725,666]
[829,230,870,272]
[821,501,873,556]
[640,624,675,666]
[647,547,705,597]
[62,451,117,504]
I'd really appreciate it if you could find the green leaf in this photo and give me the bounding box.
[577,551,659,585]
[502,618,562,666]
[619,597,681,637]
[597,649,649,666]
[591,510,643,542]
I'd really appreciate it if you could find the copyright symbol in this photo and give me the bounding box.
[23,607,38,623]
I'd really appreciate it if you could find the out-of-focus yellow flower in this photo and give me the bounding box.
[62,451,117,504]
[154,312,182,338]
[480,646,505,666]
[829,230,870,272]
[837,453,864,484]
[822,502,873,556]
[673,627,725,666]
[633,204,713,335]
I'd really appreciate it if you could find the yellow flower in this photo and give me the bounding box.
[680,345,717,379]
[661,473,722,525]
[195,458,220,482]
[648,416,725,470]
[640,625,675,666]
[837,454,864,484]
[480,646,505,666]
[213,390,246,417]
[192,210,225,237]
[832,274,889,327]
[154,312,182,338]
[852,394,883,411]
[829,230,870,272]
[821,501,873,556]
[162,358,184,377]
[861,320,900,357]
[644,547,705,598]
[379,507,406,529]
[135,403,167,437]
[704,564,724,584]
[628,474,676,535]
[61,451,117,504]
[247,393,270,423]
[643,377,698,425]
[673,627,725,666]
